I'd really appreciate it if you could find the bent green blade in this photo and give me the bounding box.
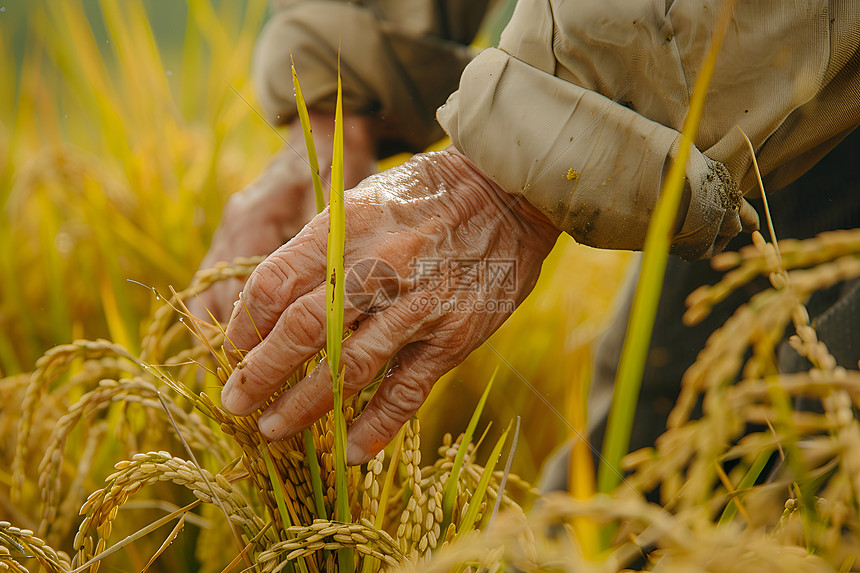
[457,419,512,535]
[442,366,498,531]
[291,55,325,214]
[597,0,738,497]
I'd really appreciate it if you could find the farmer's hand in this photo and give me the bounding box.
[220,148,560,464]
[192,112,376,322]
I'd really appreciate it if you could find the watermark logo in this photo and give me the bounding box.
[344,258,401,313]
[344,257,518,314]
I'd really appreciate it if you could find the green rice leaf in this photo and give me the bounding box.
[597,0,737,497]
[303,429,328,520]
[291,57,326,214]
[326,62,346,387]
[457,419,512,535]
[719,447,774,525]
[261,445,303,573]
[327,55,354,573]
[442,366,498,530]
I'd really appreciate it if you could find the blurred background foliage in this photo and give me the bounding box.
[0,0,277,368]
[0,0,629,484]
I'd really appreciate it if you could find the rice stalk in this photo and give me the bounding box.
[12,339,142,501]
[614,240,860,567]
[37,377,232,536]
[257,520,406,573]
[325,57,354,573]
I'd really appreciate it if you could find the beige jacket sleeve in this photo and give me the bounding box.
[437,1,860,259]
[253,0,492,153]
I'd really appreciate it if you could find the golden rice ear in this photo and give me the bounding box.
[70,451,267,573]
[0,523,71,573]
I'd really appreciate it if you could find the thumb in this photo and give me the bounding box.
[739,198,760,233]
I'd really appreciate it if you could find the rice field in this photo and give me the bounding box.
[2,2,859,572]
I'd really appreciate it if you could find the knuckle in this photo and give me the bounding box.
[245,260,291,316]
[383,303,413,331]
[342,347,376,391]
[379,376,427,420]
[285,297,325,342]
[249,345,289,384]
[363,410,400,444]
[223,193,244,215]
[409,356,440,381]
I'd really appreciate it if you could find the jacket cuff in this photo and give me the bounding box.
[437,48,740,259]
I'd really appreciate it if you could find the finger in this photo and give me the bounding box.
[221,281,364,416]
[224,225,328,361]
[255,299,427,439]
[345,342,449,465]
[739,198,760,233]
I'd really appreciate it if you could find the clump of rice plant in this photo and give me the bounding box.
[413,226,860,572]
[9,221,856,573]
[1,265,535,572]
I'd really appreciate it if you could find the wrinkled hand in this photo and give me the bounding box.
[219,148,560,464]
[192,113,376,322]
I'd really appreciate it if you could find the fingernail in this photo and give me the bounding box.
[259,410,289,440]
[221,373,255,415]
[346,440,369,466]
